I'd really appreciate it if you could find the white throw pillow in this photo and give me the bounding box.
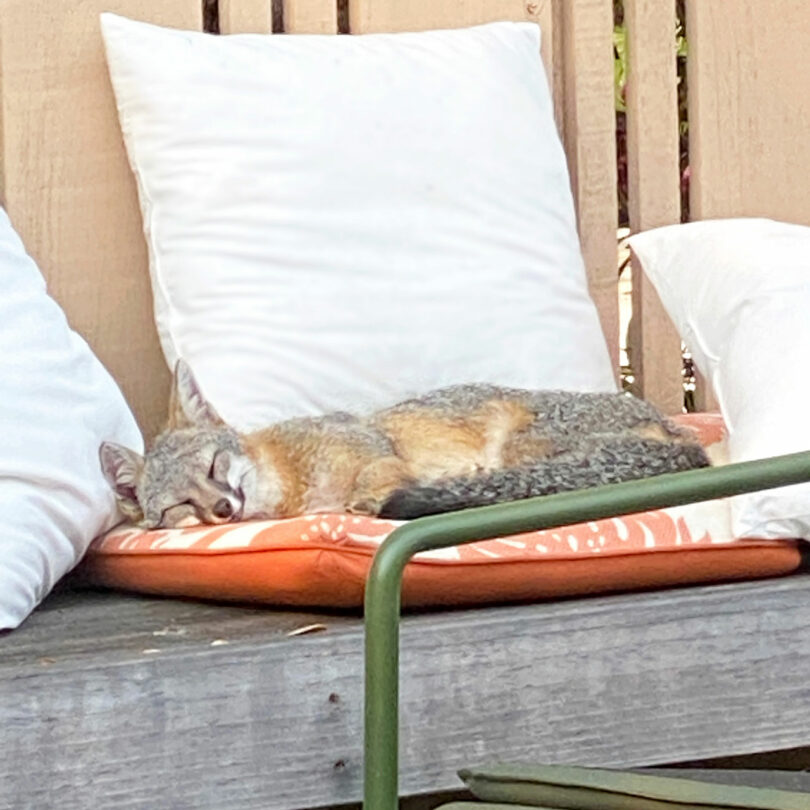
[100,14,616,431]
[629,218,810,540]
[0,209,142,629]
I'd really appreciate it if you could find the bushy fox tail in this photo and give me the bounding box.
[378,438,710,520]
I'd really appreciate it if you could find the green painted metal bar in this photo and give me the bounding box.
[363,450,810,810]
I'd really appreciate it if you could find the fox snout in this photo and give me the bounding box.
[186,480,245,525]
[206,491,244,524]
[213,497,235,519]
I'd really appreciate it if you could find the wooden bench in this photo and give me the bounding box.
[3,1,810,808]
[4,570,810,809]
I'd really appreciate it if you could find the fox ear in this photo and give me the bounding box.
[168,359,224,430]
[99,442,144,506]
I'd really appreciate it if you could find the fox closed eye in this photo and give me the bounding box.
[210,449,232,484]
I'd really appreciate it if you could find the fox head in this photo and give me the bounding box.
[100,360,259,529]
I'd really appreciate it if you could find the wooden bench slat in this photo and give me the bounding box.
[4,573,810,809]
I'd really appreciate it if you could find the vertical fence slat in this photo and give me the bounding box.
[625,0,682,413]
[220,1,339,35]
[559,0,620,376]
[687,0,810,225]
[284,0,338,33]
[687,0,810,412]
[550,0,566,141]
[219,0,272,33]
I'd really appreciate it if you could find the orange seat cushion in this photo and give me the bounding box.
[80,414,801,609]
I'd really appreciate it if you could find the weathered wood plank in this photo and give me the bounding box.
[3,573,810,809]
[348,0,556,120]
[558,0,619,376]
[219,0,273,33]
[624,0,682,413]
[0,0,201,442]
[0,586,354,668]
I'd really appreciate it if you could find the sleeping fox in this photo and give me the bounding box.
[100,360,709,528]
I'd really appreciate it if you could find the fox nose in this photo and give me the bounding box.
[213,498,234,519]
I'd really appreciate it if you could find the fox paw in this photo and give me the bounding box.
[347,498,382,517]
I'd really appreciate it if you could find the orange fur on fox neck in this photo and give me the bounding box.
[241,429,305,518]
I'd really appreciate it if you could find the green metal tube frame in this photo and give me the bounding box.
[363,450,810,810]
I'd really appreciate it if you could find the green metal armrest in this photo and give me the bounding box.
[363,450,810,810]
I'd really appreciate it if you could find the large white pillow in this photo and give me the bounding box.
[629,218,810,540]
[0,209,142,629]
[100,14,616,431]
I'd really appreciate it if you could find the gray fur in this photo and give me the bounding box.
[378,437,711,519]
[382,384,683,437]
[137,425,245,528]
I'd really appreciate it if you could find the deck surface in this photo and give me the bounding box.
[3,572,810,809]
